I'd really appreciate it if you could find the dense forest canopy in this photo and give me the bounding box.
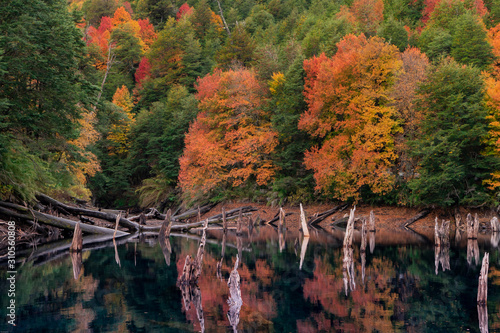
[1,0,500,209]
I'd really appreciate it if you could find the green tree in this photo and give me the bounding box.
[0,0,95,200]
[451,13,495,70]
[268,55,315,202]
[216,24,256,68]
[378,18,409,51]
[409,58,500,206]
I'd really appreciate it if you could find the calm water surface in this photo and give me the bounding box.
[2,224,500,332]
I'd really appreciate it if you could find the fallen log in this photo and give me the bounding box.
[0,201,128,236]
[403,209,430,228]
[36,193,139,231]
[309,204,348,225]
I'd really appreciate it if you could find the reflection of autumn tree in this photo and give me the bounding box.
[176,242,278,332]
[301,254,402,332]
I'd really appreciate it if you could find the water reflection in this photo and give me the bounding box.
[227,256,242,332]
[8,217,500,332]
[467,239,480,266]
[70,251,82,280]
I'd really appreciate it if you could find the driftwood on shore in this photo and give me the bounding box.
[0,201,128,236]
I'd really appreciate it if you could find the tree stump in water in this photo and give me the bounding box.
[491,216,500,233]
[478,252,489,306]
[300,204,310,237]
[434,218,450,247]
[467,213,479,239]
[69,222,82,252]
[178,219,209,285]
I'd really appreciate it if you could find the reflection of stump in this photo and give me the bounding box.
[70,251,82,280]
[478,253,489,306]
[70,222,83,252]
[159,237,172,266]
[434,245,450,275]
[227,257,242,333]
[180,284,205,333]
[478,304,489,333]
[360,218,367,252]
[467,239,480,266]
[342,246,355,296]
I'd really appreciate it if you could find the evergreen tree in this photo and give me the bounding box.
[409,58,500,206]
[451,13,495,70]
[0,0,95,199]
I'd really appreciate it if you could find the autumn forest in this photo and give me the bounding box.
[2,0,500,210]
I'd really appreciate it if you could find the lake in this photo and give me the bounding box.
[1,222,499,332]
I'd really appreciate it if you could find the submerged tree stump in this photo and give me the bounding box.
[178,219,209,285]
[69,222,82,252]
[478,252,489,306]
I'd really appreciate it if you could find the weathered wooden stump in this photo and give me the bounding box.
[178,219,209,285]
[467,213,479,239]
[434,218,450,247]
[478,252,489,306]
[69,222,82,252]
[300,203,310,237]
[491,217,500,233]
[368,210,376,232]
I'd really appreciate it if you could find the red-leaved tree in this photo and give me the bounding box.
[179,68,278,197]
[299,34,402,201]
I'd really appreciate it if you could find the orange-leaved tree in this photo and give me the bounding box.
[107,85,135,155]
[299,34,402,202]
[179,68,278,197]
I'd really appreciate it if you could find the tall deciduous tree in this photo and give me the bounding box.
[409,58,500,206]
[179,68,278,199]
[299,35,402,202]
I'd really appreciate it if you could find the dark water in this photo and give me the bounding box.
[2,225,500,332]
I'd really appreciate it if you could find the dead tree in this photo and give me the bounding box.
[300,204,310,237]
[434,218,450,247]
[478,252,489,306]
[178,219,209,285]
[368,210,376,232]
[69,222,83,252]
[279,208,286,252]
[467,213,479,239]
[491,217,500,233]
[342,207,356,295]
